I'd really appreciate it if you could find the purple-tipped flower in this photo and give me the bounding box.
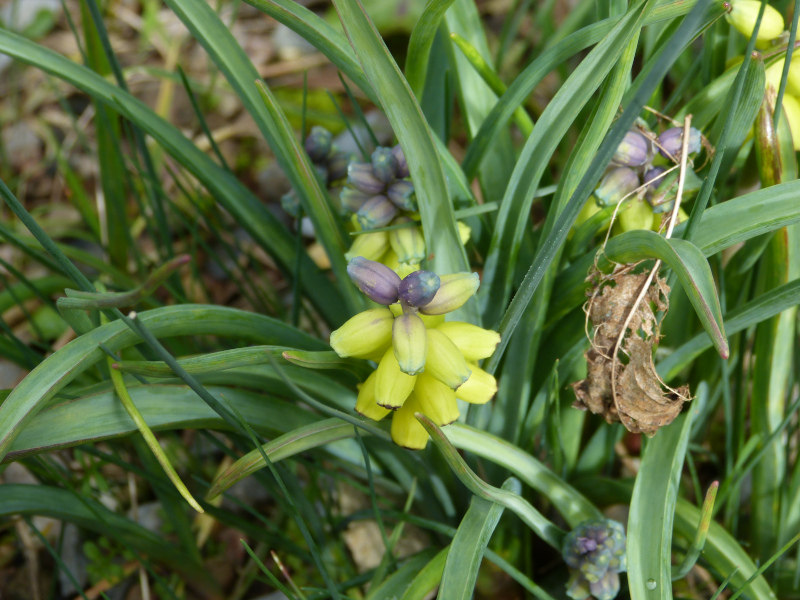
[657,126,702,160]
[387,180,417,211]
[613,131,649,167]
[305,126,333,163]
[348,162,386,194]
[562,519,627,600]
[340,188,372,213]
[594,167,640,207]
[347,257,401,305]
[392,144,409,178]
[399,270,441,307]
[372,147,399,183]
[643,166,667,200]
[326,151,351,182]
[357,195,397,230]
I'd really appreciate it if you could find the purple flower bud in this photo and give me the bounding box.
[340,187,372,213]
[642,166,667,200]
[304,126,332,163]
[357,195,398,230]
[387,179,417,211]
[371,147,399,183]
[612,131,649,167]
[392,144,409,178]
[399,270,441,307]
[348,162,385,194]
[657,126,702,160]
[347,257,401,305]
[594,167,640,207]
[326,151,351,182]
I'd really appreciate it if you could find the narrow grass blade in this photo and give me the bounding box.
[331,0,469,279]
[440,477,521,600]
[672,481,718,580]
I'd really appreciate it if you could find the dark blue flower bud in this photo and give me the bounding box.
[347,257,401,305]
[348,162,385,194]
[657,126,702,160]
[340,187,372,213]
[304,126,333,163]
[613,131,649,167]
[392,144,409,178]
[398,270,440,307]
[387,179,417,211]
[371,147,399,183]
[357,195,398,230]
[594,167,639,207]
[326,151,351,182]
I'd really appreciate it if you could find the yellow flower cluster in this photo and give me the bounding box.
[331,259,500,449]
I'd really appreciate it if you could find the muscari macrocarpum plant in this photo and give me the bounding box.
[1,0,800,598]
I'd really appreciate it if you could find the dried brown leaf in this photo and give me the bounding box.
[571,265,691,436]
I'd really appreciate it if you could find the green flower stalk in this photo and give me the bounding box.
[562,519,627,600]
[330,258,500,449]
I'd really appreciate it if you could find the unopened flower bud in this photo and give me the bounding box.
[727,0,784,42]
[420,272,480,315]
[594,167,639,207]
[657,126,702,160]
[392,313,428,375]
[357,195,398,230]
[391,393,428,449]
[340,187,372,213]
[457,221,472,245]
[415,374,460,426]
[562,519,627,600]
[455,364,498,404]
[371,147,399,183]
[436,322,500,361]
[389,219,426,265]
[355,372,391,420]
[375,348,416,409]
[392,144,409,178]
[305,126,333,162]
[617,199,656,232]
[345,231,389,262]
[330,307,394,358]
[313,163,329,185]
[348,162,385,194]
[387,180,417,211]
[612,131,649,166]
[643,166,666,191]
[347,256,401,305]
[425,329,471,389]
[399,270,440,307]
[326,151,351,182]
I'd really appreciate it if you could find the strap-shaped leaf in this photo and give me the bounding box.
[602,229,728,359]
[405,0,458,96]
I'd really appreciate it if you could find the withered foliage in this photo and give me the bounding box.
[571,265,691,436]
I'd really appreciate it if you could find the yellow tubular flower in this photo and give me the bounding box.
[355,372,391,420]
[389,218,426,264]
[415,374,460,425]
[435,322,500,361]
[391,392,429,449]
[456,364,498,404]
[726,0,784,42]
[392,313,428,375]
[389,303,444,327]
[457,221,472,245]
[345,231,389,262]
[329,308,394,358]
[375,348,417,409]
[425,329,471,389]
[420,273,480,315]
